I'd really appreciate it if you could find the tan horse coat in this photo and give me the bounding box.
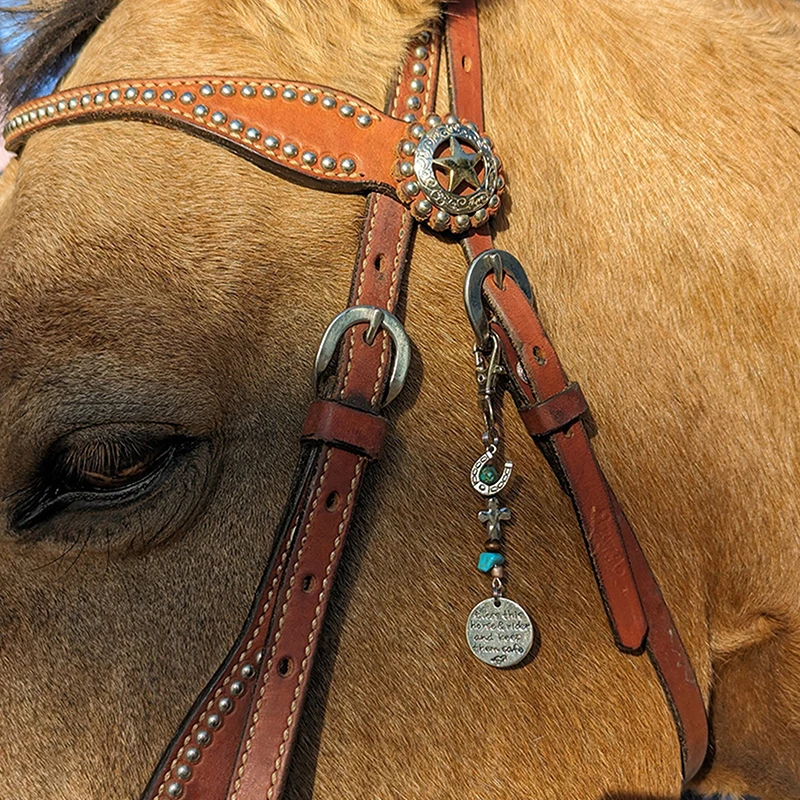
[0,0,799,798]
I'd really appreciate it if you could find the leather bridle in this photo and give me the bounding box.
[3,2,710,797]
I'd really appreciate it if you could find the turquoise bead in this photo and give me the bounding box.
[477,552,505,573]
[479,464,500,485]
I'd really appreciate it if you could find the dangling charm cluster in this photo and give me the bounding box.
[465,332,534,668]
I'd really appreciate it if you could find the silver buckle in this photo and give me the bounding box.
[463,249,534,344]
[314,306,411,407]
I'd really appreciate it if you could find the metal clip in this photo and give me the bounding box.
[314,305,411,407]
[474,331,505,434]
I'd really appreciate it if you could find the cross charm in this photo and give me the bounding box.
[477,497,512,540]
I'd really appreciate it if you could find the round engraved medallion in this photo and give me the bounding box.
[466,597,533,668]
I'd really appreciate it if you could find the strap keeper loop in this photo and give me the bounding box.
[518,382,592,438]
[301,399,388,460]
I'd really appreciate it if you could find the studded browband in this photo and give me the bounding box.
[4,2,709,797]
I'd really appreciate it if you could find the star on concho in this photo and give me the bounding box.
[394,115,505,234]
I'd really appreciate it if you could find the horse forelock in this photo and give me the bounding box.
[0,0,122,113]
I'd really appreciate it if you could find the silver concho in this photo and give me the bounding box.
[466,597,534,668]
[414,121,499,217]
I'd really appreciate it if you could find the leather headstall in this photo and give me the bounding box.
[3,2,710,797]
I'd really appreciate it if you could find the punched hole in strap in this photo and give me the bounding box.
[519,382,596,438]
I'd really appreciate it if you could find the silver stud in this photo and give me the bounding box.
[195,730,212,746]
[211,111,226,125]
[241,85,256,98]
[221,84,235,97]
[410,78,424,93]
[193,105,208,117]
[401,140,416,156]
[339,104,355,117]
[282,88,297,101]
[180,92,195,105]
[403,180,420,196]
[282,143,298,158]
[406,96,421,111]
[341,157,356,174]
[399,161,414,177]
[37,107,46,118]
[229,119,243,133]
[160,89,175,102]
[166,782,183,798]
[176,764,192,781]
[46,104,55,116]
[419,31,432,44]
[473,207,488,225]
[262,86,276,99]
[432,210,451,230]
[218,697,233,713]
[207,713,222,729]
[200,84,215,97]
[465,121,479,132]
[412,62,426,76]
[81,93,92,106]
[426,114,441,127]
[454,214,471,231]
[402,112,417,123]
[21,113,29,124]
[414,45,428,59]
[230,681,245,696]
[321,155,337,171]
[302,92,317,105]
[410,123,425,139]
[356,114,372,127]
[68,98,78,110]
[264,135,280,149]
[497,175,505,190]
[445,114,459,125]
[124,87,138,100]
[57,100,67,112]
[185,747,201,763]
[108,90,121,102]
[301,150,317,166]
[414,198,432,216]
[488,195,500,209]
[245,127,260,141]
[321,96,337,110]
[482,136,494,150]
[141,89,156,102]
[240,664,255,679]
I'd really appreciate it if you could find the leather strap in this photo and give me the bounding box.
[140,27,440,800]
[301,399,388,459]
[449,0,708,781]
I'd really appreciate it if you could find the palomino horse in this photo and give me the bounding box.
[0,0,798,798]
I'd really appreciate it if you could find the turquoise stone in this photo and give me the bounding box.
[479,464,500,485]
[477,552,505,573]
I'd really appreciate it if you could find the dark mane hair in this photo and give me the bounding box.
[1,0,121,113]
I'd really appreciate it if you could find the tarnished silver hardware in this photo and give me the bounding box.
[470,445,513,496]
[314,305,411,406]
[464,249,534,345]
[466,597,534,668]
[474,330,505,434]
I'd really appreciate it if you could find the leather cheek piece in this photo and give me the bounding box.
[518,381,590,437]
[301,399,388,459]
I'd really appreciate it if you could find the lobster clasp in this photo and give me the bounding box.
[314,305,411,407]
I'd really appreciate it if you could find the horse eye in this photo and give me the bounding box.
[12,428,193,529]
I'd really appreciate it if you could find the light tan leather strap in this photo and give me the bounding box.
[139,27,441,800]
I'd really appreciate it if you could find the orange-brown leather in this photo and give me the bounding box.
[139,30,440,800]
[518,382,590,438]
[301,399,388,460]
[4,78,410,194]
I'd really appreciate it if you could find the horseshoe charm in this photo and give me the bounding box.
[470,447,513,496]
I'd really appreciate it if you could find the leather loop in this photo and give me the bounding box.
[519,382,589,437]
[301,399,388,459]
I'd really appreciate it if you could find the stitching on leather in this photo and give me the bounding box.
[230,448,333,799]
[153,509,300,799]
[266,456,364,797]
